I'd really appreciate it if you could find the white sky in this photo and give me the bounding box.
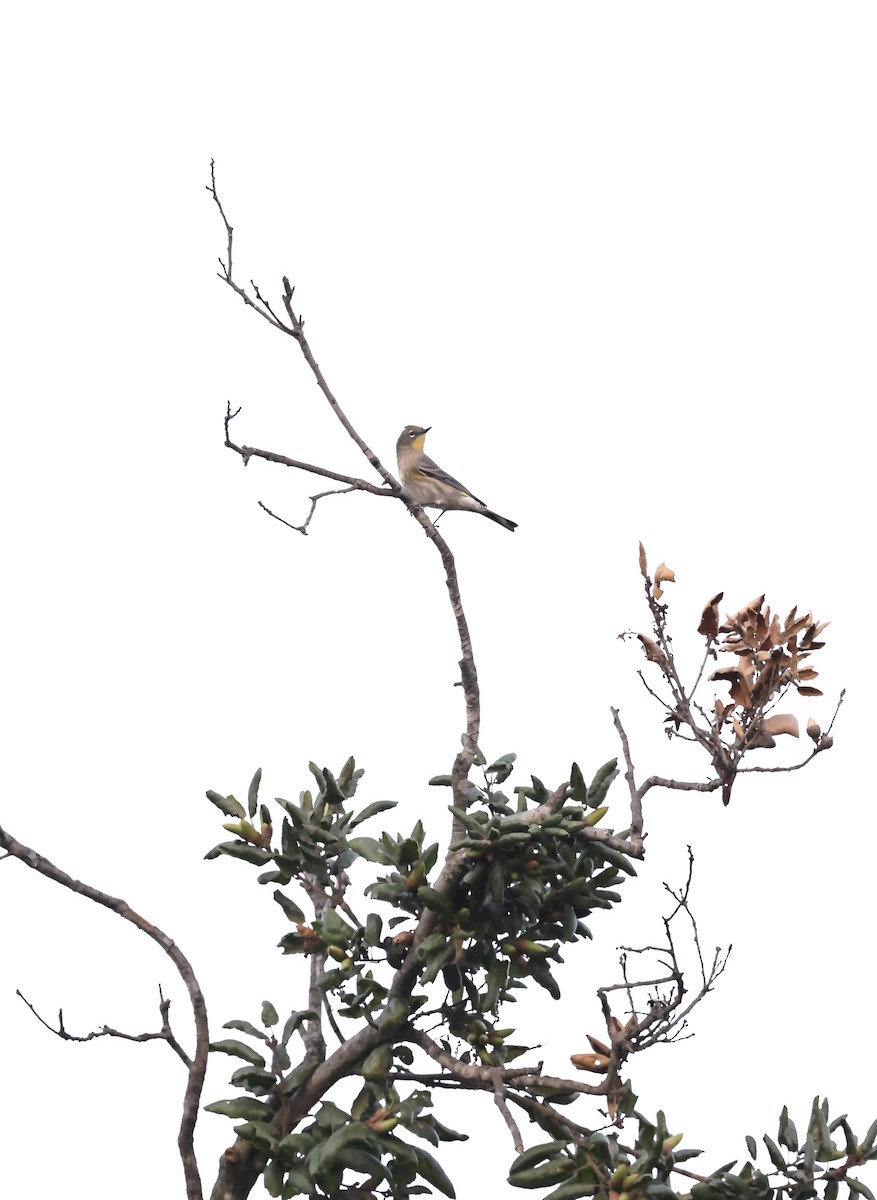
[2,4,875,1198]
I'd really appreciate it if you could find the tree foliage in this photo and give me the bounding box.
[0,168,871,1200]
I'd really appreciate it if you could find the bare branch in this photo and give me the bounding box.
[610,708,644,842]
[209,171,483,821]
[258,490,356,537]
[493,1068,525,1153]
[207,162,293,335]
[594,852,731,1057]
[638,774,723,798]
[16,986,192,1067]
[321,993,347,1046]
[0,826,208,1200]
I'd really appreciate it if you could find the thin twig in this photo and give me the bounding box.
[259,489,357,537]
[16,986,192,1067]
[322,994,347,1046]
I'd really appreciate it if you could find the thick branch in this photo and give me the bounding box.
[0,826,208,1200]
[410,1029,606,1098]
[609,709,645,849]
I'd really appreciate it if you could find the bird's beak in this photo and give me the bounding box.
[423,426,432,434]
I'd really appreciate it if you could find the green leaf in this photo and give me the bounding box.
[336,1145,391,1180]
[319,1119,380,1160]
[233,1119,279,1150]
[337,756,364,798]
[262,1000,279,1027]
[210,1040,267,1067]
[849,1181,877,1200]
[416,886,456,916]
[262,1155,285,1198]
[587,759,618,803]
[543,1175,600,1200]
[279,1058,319,1094]
[314,1101,352,1132]
[322,768,346,806]
[273,890,306,922]
[216,842,273,866]
[762,1136,786,1172]
[487,753,517,783]
[277,932,311,955]
[281,1165,312,1195]
[593,845,637,876]
[568,763,587,805]
[247,768,262,818]
[779,1105,799,1152]
[258,869,291,885]
[316,967,347,990]
[221,1019,264,1039]
[348,799,398,828]
[429,774,454,787]
[321,906,357,947]
[281,1010,316,1047]
[525,958,561,1000]
[277,1131,315,1157]
[410,1143,456,1197]
[229,1066,276,1094]
[673,1149,703,1163]
[346,836,386,862]
[206,790,246,819]
[833,1118,858,1156]
[429,1115,468,1143]
[508,1157,575,1189]
[510,1142,572,1175]
[204,1097,273,1121]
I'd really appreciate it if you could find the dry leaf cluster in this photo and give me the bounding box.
[632,546,839,805]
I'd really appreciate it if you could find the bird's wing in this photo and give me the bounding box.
[417,454,485,505]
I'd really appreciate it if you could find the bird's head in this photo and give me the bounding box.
[396,425,431,452]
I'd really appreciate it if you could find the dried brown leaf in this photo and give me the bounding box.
[761,714,800,738]
[607,1078,623,1123]
[587,1034,612,1057]
[730,675,752,708]
[638,542,648,579]
[711,667,752,708]
[801,620,830,647]
[570,1052,611,1073]
[638,634,667,667]
[698,592,724,639]
[783,611,813,642]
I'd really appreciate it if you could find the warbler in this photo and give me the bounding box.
[395,425,517,531]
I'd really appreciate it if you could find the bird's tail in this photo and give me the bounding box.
[481,508,517,532]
